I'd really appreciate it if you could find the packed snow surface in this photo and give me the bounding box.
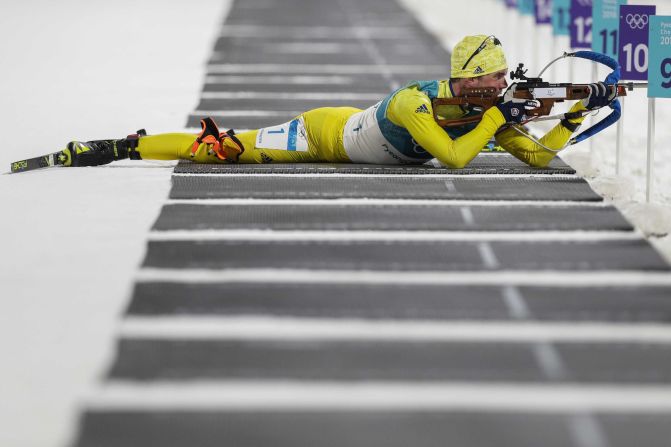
[0,1,227,446]
[1,1,670,446]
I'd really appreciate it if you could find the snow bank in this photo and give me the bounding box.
[0,1,228,446]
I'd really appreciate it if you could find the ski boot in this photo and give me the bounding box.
[62,130,146,167]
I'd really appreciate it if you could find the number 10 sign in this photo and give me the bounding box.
[648,16,671,98]
[619,4,656,80]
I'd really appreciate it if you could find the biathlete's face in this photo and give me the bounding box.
[469,69,508,95]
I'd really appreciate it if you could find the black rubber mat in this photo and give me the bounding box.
[127,283,511,319]
[173,153,575,174]
[203,79,394,94]
[74,0,671,444]
[211,43,448,66]
[108,338,671,383]
[152,203,632,231]
[127,283,671,323]
[74,411,671,447]
[142,239,670,271]
[192,0,451,130]
[169,176,601,201]
[212,50,380,65]
[109,339,542,381]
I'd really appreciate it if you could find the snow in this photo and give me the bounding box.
[1,1,670,446]
[0,1,228,446]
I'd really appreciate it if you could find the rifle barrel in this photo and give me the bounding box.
[617,82,649,91]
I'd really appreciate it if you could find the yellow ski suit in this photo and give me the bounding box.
[137,79,587,168]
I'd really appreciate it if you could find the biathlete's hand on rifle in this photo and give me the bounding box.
[581,81,617,110]
[496,84,540,124]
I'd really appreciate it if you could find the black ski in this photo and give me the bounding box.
[10,151,67,173]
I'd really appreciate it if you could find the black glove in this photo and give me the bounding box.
[581,82,616,110]
[496,84,541,123]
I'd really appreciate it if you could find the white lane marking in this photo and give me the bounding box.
[190,110,303,117]
[350,25,400,90]
[501,286,570,379]
[119,316,671,343]
[172,172,580,179]
[477,242,500,269]
[218,25,421,39]
[460,207,475,225]
[502,286,532,320]
[569,414,610,447]
[85,381,671,412]
[200,91,385,100]
[443,180,457,192]
[205,75,357,85]
[533,344,571,381]
[135,268,671,287]
[213,42,354,55]
[147,230,641,242]
[206,64,448,74]
[165,198,613,207]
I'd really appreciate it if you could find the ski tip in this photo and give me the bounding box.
[9,151,67,173]
[10,159,30,173]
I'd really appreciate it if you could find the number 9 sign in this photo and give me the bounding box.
[648,16,671,98]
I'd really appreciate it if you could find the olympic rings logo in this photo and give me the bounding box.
[410,138,425,154]
[626,13,649,30]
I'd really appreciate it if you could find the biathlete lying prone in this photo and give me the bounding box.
[54,35,616,170]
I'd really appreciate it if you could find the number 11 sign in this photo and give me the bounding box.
[592,0,626,57]
[553,0,571,36]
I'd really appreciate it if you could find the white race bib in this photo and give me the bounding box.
[342,102,417,164]
[256,117,308,152]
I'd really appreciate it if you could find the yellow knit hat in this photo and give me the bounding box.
[451,35,508,78]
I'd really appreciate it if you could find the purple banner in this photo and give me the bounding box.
[535,0,553,24]
[505,0,518,8]
[619,4,656,80]
[570,0,593,48]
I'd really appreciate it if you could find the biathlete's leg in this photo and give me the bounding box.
[62,106,361,166]
[61,128,255,166]
[137,132,248,163]
[135,129,303,164]
[207,106,360,163]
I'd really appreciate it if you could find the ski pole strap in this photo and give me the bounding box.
[567,51,622,144]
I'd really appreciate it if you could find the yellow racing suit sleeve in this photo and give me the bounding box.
[386,88,507,168]
[494,101,588,167]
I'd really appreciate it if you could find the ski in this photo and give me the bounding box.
[10,151,67,173]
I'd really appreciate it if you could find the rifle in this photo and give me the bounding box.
[432,50,646,145]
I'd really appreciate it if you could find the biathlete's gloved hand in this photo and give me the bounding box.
[496,84,541,123]
[581,82,617,110]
